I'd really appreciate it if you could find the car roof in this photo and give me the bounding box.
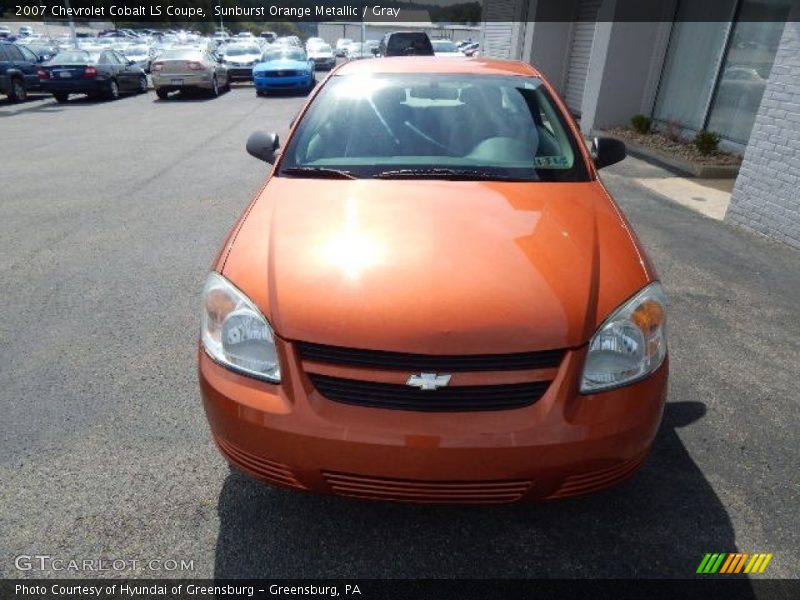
[335,57,541,78]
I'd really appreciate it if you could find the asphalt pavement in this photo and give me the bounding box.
[0,81,797,583]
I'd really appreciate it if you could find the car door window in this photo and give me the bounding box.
[0,46,9,62]
[6,45,24,61]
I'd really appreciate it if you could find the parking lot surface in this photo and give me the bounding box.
[1,83,797,582]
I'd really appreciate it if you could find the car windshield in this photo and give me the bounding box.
[226,45,260,56]
[160,49,202,60]
[263,48,305,61]
[312,44,332,53]
[432,40,459,53]
[281,74,589,182]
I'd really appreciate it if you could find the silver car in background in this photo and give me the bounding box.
[431,39,465,57]
[308,43,336,70]
[345,42,375,61]
[221,44,263,81]
[151,48,230,99]
[120,44,155,73]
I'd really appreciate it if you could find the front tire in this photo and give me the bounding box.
[209,76,219,98]
[53,92,69,104]
[138,75,148,94]
[156,88,169,100]
[8,78,27,102]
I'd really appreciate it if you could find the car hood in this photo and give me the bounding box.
[221,178,653,354]
[255,59,309,71]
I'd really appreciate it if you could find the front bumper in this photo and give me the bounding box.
[226,66,253,80]
[312,58,336,70]
[200,343,668,503]
[254,73,312,90]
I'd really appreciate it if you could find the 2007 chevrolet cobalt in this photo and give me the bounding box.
[199,58,668,503]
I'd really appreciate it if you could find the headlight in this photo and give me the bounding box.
[201,272,281,383]
[580,282,667,393]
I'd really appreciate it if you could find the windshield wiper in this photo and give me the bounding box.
[374,168,531,181]
[281,167,357,180]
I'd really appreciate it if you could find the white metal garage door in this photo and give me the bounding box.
[481,0,518,59]
[564,0,602,114]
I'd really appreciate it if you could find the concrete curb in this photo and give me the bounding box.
[595,130,741,179]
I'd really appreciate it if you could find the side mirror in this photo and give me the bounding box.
[128,59,135,66]
[591,137,626,170]
[246,131,280,164]
[371,47,379,56]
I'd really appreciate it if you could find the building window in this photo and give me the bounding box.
[653,0,792,145]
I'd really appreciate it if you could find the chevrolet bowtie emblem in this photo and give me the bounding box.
[406,373,452,390]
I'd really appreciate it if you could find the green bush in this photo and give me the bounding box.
[630,114,652,134]
[694,130,721,155]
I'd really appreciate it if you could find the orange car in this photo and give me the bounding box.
[199,58,668,503]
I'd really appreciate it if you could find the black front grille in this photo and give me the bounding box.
[266,70,298,77]
[309,374,550,412]
[296,341,565,372]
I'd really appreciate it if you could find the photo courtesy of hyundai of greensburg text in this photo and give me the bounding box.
[0,0,798,599]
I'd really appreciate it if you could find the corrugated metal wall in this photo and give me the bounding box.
[563,0,601,114]
[480,0,521,59]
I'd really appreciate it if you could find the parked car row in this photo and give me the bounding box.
[4,30,480,104]
[331,33,478,59]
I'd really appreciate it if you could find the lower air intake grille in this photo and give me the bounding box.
[309,374,550,412]
[215,436,307,490]
[323,471,532,503]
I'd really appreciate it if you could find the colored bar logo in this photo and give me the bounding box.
[696,553,773,574]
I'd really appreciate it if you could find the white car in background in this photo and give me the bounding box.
[335,38,353,57]
[307,43,336,70]
[305,37,325,50]
[222,44,264,81]
[344,42,374,61]
[431,39,465,57]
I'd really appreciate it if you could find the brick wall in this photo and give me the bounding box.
[726,19,800,250]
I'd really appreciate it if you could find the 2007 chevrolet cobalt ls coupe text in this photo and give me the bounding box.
[199,58,668,503]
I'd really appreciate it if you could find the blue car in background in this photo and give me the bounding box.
[253,47,315,96]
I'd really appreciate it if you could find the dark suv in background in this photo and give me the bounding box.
[0,41,41,102]
[378,32,434,57]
